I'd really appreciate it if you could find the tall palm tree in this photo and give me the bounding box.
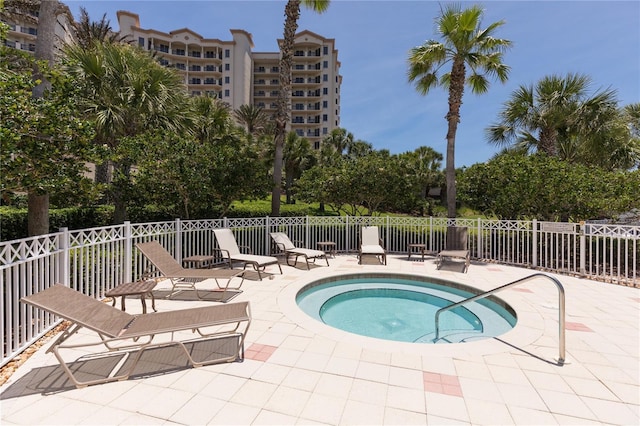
[408,4,511,218]
[486,73,618,157]
[72,6,128,49]
[272,0,330,217]
[234,104,268,136]
[64,42,191,223]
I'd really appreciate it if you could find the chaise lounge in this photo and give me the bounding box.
[213,228,283,280]
[270,232,329,270]
[136,241,245,301]
[20,284,251,388]
[436,226,471,273]
[358,226,387,265]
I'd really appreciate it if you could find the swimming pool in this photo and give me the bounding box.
[296,273,517,344]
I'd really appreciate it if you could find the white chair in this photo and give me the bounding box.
[270,232,329,270]
[358,226,387,265]
[213,228,282,280]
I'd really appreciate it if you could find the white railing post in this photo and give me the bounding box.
[532,219,538,268]
[175,218,182,264]
[305,216,310,247]
[579,221,586,276]
[123,221,132,283]
[476,219,482,259]
[265,216,271,254]
[59,227,70,286]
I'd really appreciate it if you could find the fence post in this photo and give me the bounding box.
[59,227,70,286]
[532,219,538,268]
[124,221,132,283]
[175,218,182,264]
[579,221,586,276]
[265,216,271,254]
[305,216,310,247]
[346,215,350,253]
[476,219,481,259]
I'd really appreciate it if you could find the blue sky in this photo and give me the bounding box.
[65,0,640,167]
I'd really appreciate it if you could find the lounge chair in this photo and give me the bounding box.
[213,228,283,280]
[21,284,251,388]
[270,232,329,269]
[358,226,387,265]
[136,241,245,301]
[436,226,470,273]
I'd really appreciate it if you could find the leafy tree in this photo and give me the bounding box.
[408,3,511,218]
[398,146,444,215]
[458,152,636,221]
[0,55,96,232]
[272,0,330,217]
[283,131,316,204]
[63,41,191,223]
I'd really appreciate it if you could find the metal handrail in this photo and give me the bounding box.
[434,273,566,364]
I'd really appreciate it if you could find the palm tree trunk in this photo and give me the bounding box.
[445,59,466,218]
[272,0,301,217]
[27,0,58,236]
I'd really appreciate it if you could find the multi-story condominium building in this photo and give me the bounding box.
[2,4,75,55]
[116,11,341,149]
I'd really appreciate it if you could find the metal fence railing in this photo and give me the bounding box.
[2,216,638,367]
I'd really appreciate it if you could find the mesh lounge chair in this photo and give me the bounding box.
[358,226,387,265]
[270,232,329,270]
[21,284,251,388]
[213,228,283,280]
[436,226,470,273]
[136,241,245,301]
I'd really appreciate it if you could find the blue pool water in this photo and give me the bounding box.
[296,274,517,344]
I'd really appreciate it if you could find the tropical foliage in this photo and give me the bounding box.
[486,73,639,170]
[408,3,511,218]
[458,152,639,221]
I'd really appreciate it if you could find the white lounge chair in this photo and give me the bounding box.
[270,232,329,270]
[358,226,387,265]
[213,228,282,280]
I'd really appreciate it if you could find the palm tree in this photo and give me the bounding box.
[408,4,511,218]
[283,131,316,203]
[64,42,191,223]
[272,0,330,217]
[486,73,618,157]
[72,6,128,49]
[234,104,268,136]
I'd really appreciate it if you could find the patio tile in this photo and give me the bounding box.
[580,395,640,425]
[230,379,278,407]
[252,409,298,425]
[264,385,311,417]
[340,399,385,425]
[300,392,346,424]
[354,360,390,383]
[208,401,260,425]
[251,363,292,385]
[536,388,594,419]
[386,384,427,413]
[314,373,353,399]
[348,378,388,405]
[383,407,429,425]
[282,368,321,391]
[424,391,470,422]
[465,398,513,425]
[168,394,224,425]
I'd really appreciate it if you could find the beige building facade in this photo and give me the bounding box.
[117,11,341,148]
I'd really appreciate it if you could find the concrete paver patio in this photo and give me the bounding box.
[1,253,638,425]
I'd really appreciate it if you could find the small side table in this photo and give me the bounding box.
[317,241,337,257]
[183,255,215,269]
[105,280,157,313]
[407,243,427,260]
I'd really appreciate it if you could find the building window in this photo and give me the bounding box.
[158,44,169,53]
[271,66,279,72]
[294,104,304,110]
[323,88,328,95]
[323,101,328,108]
[323,46,328,55]
[225,49,230,58]
[323,61,328,68]
[176,63,186,70]
[323,114,328,122]
[271,79,279,85]
[314,141,320,150]
[224,89,230,97]
[138,37,144,47]
[225,63,230,71]
[173,48,185,56]
[294,50,304,56]
[323,74,328,82]
[293,90,304,97]
[296,129,304,136]
[205,50,216,58]
[225,76,230,84]
[323,127,328,135]
[257,66,265,72]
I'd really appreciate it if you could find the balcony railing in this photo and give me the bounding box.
[1,216,637,367]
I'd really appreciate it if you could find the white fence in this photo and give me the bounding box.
[1,216,638,367]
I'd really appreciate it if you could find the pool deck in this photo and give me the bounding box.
[1,253,638,425]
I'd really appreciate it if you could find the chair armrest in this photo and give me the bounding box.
[239,245,253,254]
